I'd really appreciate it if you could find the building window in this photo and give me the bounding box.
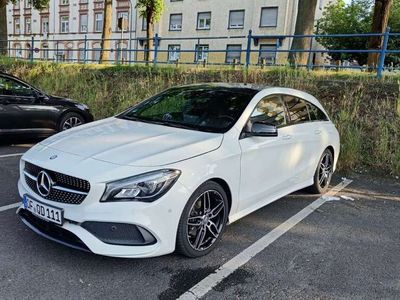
[25,0,31,9]
[259,44,277,64]
[78,47,85,62]
[95,12,103,32]
[229,10,245,29]
[41,16,49,34]
[195,44,208,62]
[116,42,127,62]
[260,7,278,27]
[92,43,101,62]
[60,15,69,33]
[13,1,20,9]
[79,0,88,3]
[168,45,180,61]
[14,44,22,58]
[25,17,31,34]
[142,17,147,31]
[116,11,129,31]
[41,43,49,60]
[169,14,182,31]
[61,0,69,5]
[226,44,242,63]
[14,18,20,35]
[80,14,88,32]
[197,12,211,30]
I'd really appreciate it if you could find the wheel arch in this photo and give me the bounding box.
[208,177,232,216]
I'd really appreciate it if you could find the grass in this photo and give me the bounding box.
[1,57,399,175]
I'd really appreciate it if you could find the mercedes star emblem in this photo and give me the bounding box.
[36,171,52,197]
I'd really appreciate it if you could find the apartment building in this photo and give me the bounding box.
[7,0,133,62]
[6,0,331,64]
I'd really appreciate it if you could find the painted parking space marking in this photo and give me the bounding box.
[178,179,353,300]
[0,202,20,213]
[0,153,25,159]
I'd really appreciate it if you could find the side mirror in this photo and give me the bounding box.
[246,121,278,137]
[34,91,49,102]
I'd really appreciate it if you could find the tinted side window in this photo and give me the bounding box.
[250,95,286,127]
[308,103,328,121]
[0,76,35,97]
[284,96,310,124]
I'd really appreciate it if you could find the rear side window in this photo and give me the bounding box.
[250,95,286,127]
[284,96,310,124]
[308,103,328,121]
[0,76,35,97]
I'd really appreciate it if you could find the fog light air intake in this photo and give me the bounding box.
[81,221,157,246]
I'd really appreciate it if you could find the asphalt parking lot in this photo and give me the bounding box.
[0,140,399,299]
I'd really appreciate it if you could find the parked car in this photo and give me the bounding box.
[0,72,93,137]
[17,83,339,258]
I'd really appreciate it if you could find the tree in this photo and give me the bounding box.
[99,0,112,64]
[288,0,318,66]
[0,0,49,56]
[317,0,372,65]
[136,0,164,62]
[317,0,400,66]
[367,0,393,68]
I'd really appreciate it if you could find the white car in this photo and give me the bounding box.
[17,84,339,258]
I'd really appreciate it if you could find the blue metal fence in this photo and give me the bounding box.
[2,28,400,78]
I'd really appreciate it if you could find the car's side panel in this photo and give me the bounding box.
[238,125,298,212]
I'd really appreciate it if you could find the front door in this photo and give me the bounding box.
[238,95,296,212]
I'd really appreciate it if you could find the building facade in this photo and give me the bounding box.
[6,0,331,65]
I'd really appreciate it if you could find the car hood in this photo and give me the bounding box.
[39,117,223,167]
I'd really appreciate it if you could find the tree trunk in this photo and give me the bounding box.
[99,0,112,64]
[145,8,154,63]
[0,1,7,56]
[288,0,318,66]
[367,0,393,70]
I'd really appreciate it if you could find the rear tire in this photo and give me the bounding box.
[176,181,228,258]
[58,112,85,132]
[308,148,334,194]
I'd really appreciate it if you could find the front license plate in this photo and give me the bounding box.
[23,195,64,225]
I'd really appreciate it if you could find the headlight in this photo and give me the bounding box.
[100,169,181,202]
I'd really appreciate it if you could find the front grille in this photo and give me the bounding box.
[24,161,90,205]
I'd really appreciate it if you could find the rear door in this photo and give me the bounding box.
[283,95,318,183]
[0,75,52,133]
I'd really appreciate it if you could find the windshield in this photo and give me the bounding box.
[118,86,258,133]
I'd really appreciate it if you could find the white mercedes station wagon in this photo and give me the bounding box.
[17,84,339,258]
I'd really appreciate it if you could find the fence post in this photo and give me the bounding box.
[377,27,390,79]
[8,40,10,58]
[307,36,313,71]
[56,42,59,63]
[245,30,252,69]
[83,35,87,64]
[153,33,159,66]
[30,36,34,63]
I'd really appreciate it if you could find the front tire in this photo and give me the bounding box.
[59,112,85,132]
[176,181,228,258]
[308,148,334,194]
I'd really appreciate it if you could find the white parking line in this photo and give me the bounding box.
[0,153,25,159]
[0,202,20,213]
[178,179,353,300]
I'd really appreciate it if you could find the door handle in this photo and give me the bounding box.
[314,129,322,135]
[282,134,292,140]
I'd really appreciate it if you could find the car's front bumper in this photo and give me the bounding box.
[17,178,190,258]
